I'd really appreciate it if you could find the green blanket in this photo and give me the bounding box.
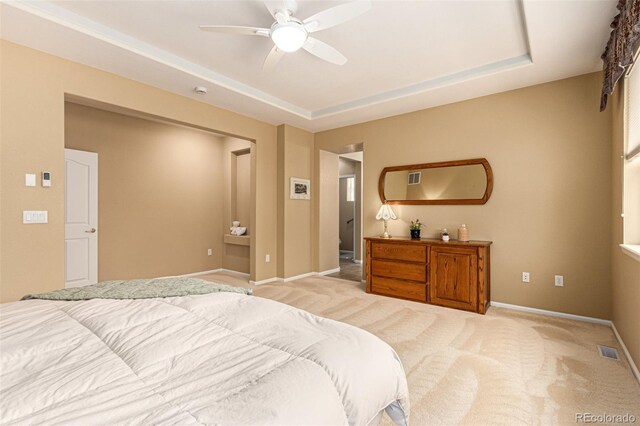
[22,277,252,301]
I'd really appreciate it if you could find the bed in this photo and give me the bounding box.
[0,278,409,425]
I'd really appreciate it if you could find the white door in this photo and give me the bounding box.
[64,149,98,288]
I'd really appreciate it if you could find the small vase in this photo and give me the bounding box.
[410,229,421,239]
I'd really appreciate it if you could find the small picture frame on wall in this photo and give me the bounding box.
[290,177,311,200]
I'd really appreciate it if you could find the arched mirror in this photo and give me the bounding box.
[379,158,493,205]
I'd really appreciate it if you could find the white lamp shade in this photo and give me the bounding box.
[376,204,397,221]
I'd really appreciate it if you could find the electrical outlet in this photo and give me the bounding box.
[522,272,530,283]
[265,254,270,263]
[555,275,564,287]
[207,249,212,256]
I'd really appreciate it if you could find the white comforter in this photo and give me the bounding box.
[0,292,409,425]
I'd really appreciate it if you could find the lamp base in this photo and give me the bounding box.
[380,219,391,239]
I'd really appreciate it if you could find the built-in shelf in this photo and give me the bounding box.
[224,234,250,246]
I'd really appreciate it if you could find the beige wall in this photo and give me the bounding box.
[339,157,356,175]
[0,41,277,302]
[316,72,613,319]
[610,87,640,367]
[65,103,225,279]
[277,124,314,278]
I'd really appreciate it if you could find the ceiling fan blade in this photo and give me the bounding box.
[263,45,285,70]
[200,25,269,37]
[303,37,347,65]
[303,0,371,33]
[264,0,297,23]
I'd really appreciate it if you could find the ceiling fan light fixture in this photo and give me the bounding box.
[200,0,370,68]
[270,21,307,52]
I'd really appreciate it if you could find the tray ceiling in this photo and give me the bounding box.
[0,0,617,131]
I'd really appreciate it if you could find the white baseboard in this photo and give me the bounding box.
[317,267,341,276]
[249,277,278,285]
[354,260,363,264]
[218,268,250,277]
[160,269,250,279]
[490,301,612,326]
[248,268,340,285]
[156,269,222,279]
[611,322,640,384]
[280,272,317,282]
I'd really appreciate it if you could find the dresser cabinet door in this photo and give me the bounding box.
[429,246,478,312]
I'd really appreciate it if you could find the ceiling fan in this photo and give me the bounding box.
[200,0,371,70]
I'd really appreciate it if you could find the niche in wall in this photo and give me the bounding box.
[64,99,257,281]
[222,138,254,274]
[64,101,227,280]
[231,148,251,235]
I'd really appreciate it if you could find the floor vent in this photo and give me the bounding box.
[597,345,620,360]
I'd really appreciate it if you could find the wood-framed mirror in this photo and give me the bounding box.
[378,158,493,205]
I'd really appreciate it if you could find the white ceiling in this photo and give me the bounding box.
[0,0,617,132]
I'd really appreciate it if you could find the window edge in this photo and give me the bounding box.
[620,244,640,263]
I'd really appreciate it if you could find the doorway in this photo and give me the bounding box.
[328,152,363,282]
[223,143,253,275]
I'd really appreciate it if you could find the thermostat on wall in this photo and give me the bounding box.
[42,171,51,187]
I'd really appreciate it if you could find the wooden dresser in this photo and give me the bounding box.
[365,237,492,314]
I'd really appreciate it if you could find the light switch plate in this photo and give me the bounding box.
[25,174,36,187]
[23,211,48,224]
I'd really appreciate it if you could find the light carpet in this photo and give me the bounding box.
[200,271,640,425]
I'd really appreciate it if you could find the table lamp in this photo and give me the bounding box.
[376,204,397,239]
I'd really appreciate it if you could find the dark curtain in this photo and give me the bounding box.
[601,0,640,111]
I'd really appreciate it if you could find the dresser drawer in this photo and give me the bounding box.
[371,276,427,302]
[371,242,427,263]
[371,259,427,282]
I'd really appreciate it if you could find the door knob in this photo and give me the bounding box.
[85,228,96,233]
